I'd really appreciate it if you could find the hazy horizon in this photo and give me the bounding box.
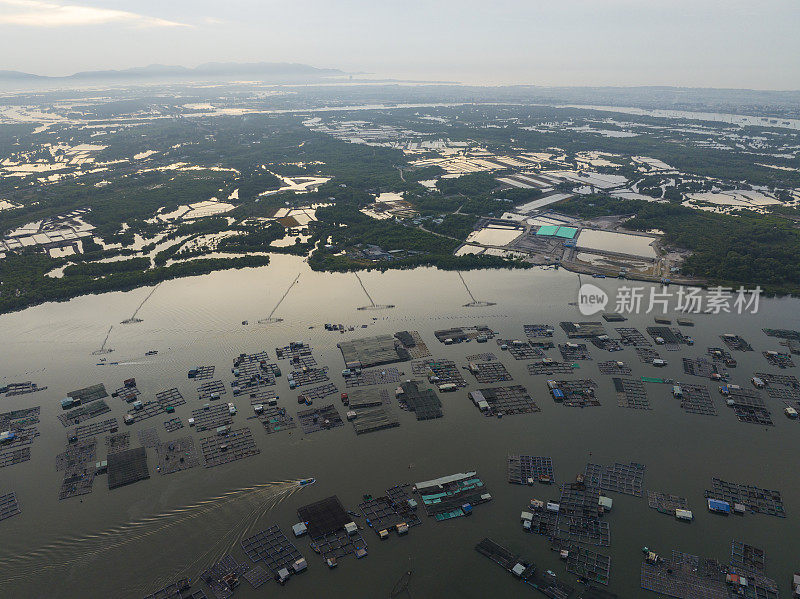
[0,0,798,89]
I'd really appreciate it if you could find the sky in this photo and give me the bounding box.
[0,0,798,89]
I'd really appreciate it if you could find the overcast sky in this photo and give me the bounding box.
[0,0,798,89]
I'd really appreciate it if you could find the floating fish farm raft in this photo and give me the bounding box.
[394,330,431,359]
[0,406,40,428]
[559,343,592,361]
[412,359,466,387]
[137,427,161,448]
[58,400,111,426]
[415,471,491,521]
[59,463,95,500]
[598,361,632,375]
[0,448,30,468]
[255,406,297,434]
[344,367,401,388]
[300,382,339,402]
[551,379,600,407]
[721,334,753,352]
[199,427,260,468]
[297,495,368,560]
[613,378,650,410]
[143,579,207,599]
[156,436,200,475]
[507,455,554,484]
[754,372,800,402]
[497,339,547,360]
[589,336,624,352]
[196,380,226,401]
[358,483,421,536]
[0,425,38,450]
[298,495,350,537]
[647,490,689,515]
[584,462,645,497]
[704,477,785,517]
[536,482,611,547]
[730,540,766,572]
[242,565,271,590]
[640,544,778,599]
[288,367,329,387]
[105,432,130,454]
[707,346,736,366]
[155,387,185,406]
[434,325,496,343]
[559,482,602,518]
[468,360,512,383]
[558,542,612,586]
[470,386,540,415]
[475,538,595,598]
[241,525,303,575]
[3,381,47,397]
[677,384,717,416]
[246,387,278,404]
[646,327,690,350]
[553,514,611,549]
[763,350,794,368]
[560,321,607,339]
[190,404,232,431]
[465,351,499,362]
[56,439,96,471]
[725,387,773,425]
[113,383,140,403]
[524,323,555,338]
[275,341,315,364]
[475,537,534,580]
[615,327,651,346]
[396,381,442,420]
[233,350,268,365]
[231,353,277,395]
[0,491,21,521]
[107,447,150,490]
[634,347,661,364]
[347,387,391,409]
[527,360,578,376]
[70,417,118,441]
[125,394,187,425]
[163,417,184,432]
[338,334,410,369]
[68,383,109,403]
[763,327,800,340]
[187,365,215,380]
[682,357,720,378]
[602,312,627,322]
[297,404,343,434]
[200,554,249,599]
[350,403,400,434]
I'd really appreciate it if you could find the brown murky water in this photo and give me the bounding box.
[1,254,798,598]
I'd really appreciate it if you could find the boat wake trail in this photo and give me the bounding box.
[0,479,308,588]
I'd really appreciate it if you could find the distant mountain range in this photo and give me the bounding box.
[0,62,346,82]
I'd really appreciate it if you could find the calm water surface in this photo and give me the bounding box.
[1,254,799,598]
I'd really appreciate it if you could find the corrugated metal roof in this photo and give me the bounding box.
[555,226,578,239]
[415,471,477,491]
[535,225,559,236]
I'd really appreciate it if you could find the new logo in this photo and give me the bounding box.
[578,283,608,316]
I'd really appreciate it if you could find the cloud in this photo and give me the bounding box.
[0,0,189,27]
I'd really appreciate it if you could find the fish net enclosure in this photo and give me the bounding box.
[357,303,395,310]
[464,300,496,307]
